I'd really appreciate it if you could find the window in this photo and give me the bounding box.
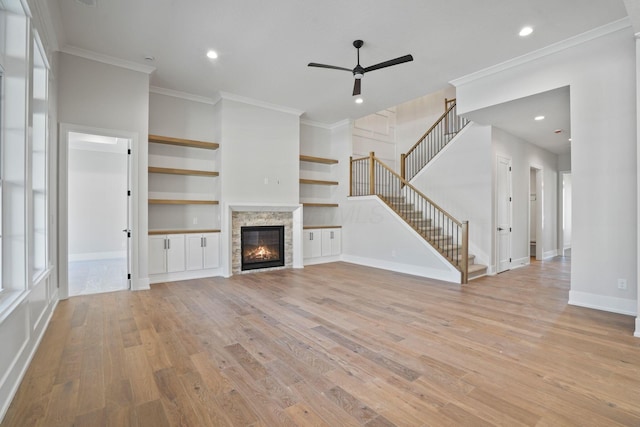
[31,33,48,279]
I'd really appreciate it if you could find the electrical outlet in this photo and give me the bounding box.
[264,177,269,184]
[617,278,627,290]
[193,217,198,225]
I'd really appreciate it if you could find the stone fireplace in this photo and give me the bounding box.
[230,209,298,274]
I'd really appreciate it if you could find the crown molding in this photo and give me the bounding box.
[150,86,220,105]
[60,45,156,74]
[450,18,632,87]
[219,91,304,117]
[30,0,60,53]
[300,118,352,130]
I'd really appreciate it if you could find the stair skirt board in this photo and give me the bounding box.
[341,254,461,284]
[378,195,489,281]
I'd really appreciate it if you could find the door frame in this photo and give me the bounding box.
[58,123,138,298]
[495,154,512,273]
[529,166,544,261]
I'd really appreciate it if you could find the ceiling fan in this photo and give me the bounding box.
[308,40,414,96]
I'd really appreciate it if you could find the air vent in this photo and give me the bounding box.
[75,0,97,7]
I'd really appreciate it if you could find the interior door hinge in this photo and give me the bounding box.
[509,197,512,202]
[509,166,512,171]
[127,273,131,280]
[509,227,512,232]
[509,258,512,262]
[128,149,131,155]
[127,190,131,196]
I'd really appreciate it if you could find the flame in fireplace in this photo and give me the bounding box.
[245,244,279,261]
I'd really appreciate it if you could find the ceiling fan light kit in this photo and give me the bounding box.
[308,39,413,96]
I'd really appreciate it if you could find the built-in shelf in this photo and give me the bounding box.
[300,154,338,164]
[148,229,220,235]
[148,166,219,177]
[303,225,342,230]
[149,199,219,205]
[149,134,219,150]
[302,203,339,208]
[300,178,339,186]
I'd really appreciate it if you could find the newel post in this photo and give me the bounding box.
[400,153,406,181]
[461,221,469,284]
[369,151,375,196]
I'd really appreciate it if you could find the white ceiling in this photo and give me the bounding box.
[52,0,630,147]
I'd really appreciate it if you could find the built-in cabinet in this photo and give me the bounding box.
[299,154,342,262]
[148,234,186,275]
[148,134,222,281]
[186,233,220,270]
[303,227,341,260]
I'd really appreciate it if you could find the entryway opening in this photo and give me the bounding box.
[66,131,131,296]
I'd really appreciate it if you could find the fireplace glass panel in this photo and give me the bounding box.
[241,225,285,271]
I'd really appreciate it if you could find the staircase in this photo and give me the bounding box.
[350,99,487,283]
[380,194,487,281]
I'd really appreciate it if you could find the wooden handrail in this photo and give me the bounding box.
[372,155,463,227]
[404,102,457,159]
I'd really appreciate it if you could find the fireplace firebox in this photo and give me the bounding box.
[241,225,285,271]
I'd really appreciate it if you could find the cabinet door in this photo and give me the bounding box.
[148,235,167,275]
[186,235,204,271]
[304,230,322,258]
[321,229,341,256]
[166,234,186,273]
[321,230,332,257]
[203,233,220,269]
[330,229,341,255]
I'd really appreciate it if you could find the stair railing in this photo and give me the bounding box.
[351,152,469,283]
[401,99,469,182]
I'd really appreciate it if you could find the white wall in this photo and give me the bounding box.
[412,124,493,267]
[342,197,461,283]
[492,127,559,265]
[396,86,457,155]
[58,52,150,288]
[68,144,127,260]
[0,1,59,421]
[454,24,637,317]
[148,92,220,232]
[220,99,300,205]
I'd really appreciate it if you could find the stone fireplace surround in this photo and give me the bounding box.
[226,204,303,275]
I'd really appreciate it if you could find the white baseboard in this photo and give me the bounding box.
[149,268,223,285]
[569,290,637,316]
[69,251,127,262]
[303,255,341,266]
[635,317,640,338]
[544,249,559,259]
[341,254,460,284]
[134,277,150,291]
[510,257,530,269]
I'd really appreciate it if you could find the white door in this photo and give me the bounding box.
[186,234,204,271]
[330,229,341,256]
[321,230,332,257]
[496,156,512,273]
[203,233,220,269]
[303,230,322,258]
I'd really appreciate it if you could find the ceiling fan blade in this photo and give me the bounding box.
[363,54,414,73]
[308,63,352,72]
[353,79,361,96]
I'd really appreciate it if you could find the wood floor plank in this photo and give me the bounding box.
[3,257,640,427]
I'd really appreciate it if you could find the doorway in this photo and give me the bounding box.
[529,166,543,261]
[62,129,132,296]
[496,155,512,273]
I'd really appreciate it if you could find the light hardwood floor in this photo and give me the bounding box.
[2,258,639,426]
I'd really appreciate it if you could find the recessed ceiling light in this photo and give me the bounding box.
[519,26,533,37]
[534,115,545,121]
[355,98,363,104]
[206,50,218,59]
